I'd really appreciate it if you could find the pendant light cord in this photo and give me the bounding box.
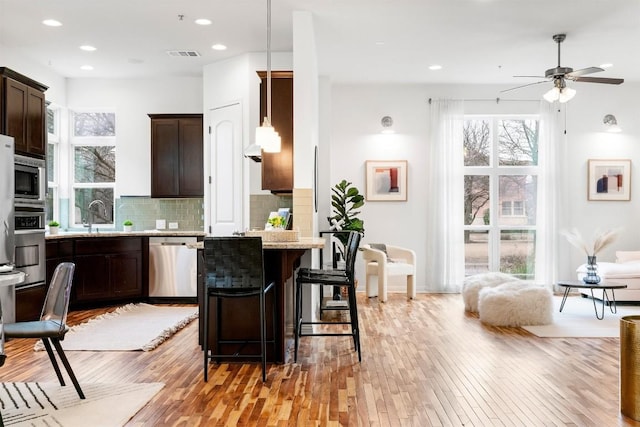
[266,0,272,123]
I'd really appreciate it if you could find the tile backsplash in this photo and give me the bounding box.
[116,197,204,231]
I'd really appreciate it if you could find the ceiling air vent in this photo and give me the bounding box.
[166,50,201,57]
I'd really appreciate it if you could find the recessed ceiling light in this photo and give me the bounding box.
[211,44,227,51]
[429,64,442,71]
[195,18,212,25]
[42,19,62,27]
[80,65,94,71]
[600,63,613,69]
[80,45,97,52]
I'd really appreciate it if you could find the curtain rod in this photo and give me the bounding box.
[427,97,540,104]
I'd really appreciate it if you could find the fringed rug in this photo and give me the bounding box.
[1,382,163,426]
[35,303,198,352]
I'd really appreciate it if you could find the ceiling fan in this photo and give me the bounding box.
[503,33,624,102]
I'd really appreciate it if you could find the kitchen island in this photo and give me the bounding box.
[199,237,325,363]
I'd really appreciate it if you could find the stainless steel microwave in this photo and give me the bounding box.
[14,154,46,208]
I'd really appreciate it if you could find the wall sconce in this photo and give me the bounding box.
[381,116,394,134]
[603,114,622,133]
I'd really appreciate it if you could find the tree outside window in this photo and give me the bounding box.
[463,117,539,280]
[71,111,116,227]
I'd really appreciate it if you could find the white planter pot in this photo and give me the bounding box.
[123,225,133,232]
[49,226,59,235]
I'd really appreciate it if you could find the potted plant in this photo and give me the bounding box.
[329,179,365,254]
[123,220,133,232]
[48,220,60,235]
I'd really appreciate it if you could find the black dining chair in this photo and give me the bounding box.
[3,262,85,399]
[294,230,362,362]
[203,237,276,382]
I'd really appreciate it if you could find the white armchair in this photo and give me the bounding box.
[361,244,416,302]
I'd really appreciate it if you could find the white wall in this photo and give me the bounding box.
[0,42,67,106]
[328,82,640,291]
[561,83,640,278]
[66,77,203,196]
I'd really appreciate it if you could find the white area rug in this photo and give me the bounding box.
[1,382,163,426]
[35,303,198,352]
[522,296,640,338]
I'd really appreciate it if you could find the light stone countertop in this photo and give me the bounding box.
[189,237,325,250]
[46,230,207,240]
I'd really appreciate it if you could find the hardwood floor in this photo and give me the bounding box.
[2,293,640,426]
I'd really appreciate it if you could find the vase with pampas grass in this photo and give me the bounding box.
[561,228,621,284]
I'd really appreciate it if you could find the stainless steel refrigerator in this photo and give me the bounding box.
[0,135,14,267]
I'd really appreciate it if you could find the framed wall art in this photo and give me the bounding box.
[588,159,631,201]
[365,160,408,201]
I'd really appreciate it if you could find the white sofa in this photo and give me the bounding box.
[576,251,640,302]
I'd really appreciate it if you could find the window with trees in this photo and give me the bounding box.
[70,111,116,228]
[463,116,539,280]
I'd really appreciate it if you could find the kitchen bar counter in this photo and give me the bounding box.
[199,237,325,363]
[189,237,324,250]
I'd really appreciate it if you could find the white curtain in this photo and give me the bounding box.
[535,101,566,286]
[425,99,465,292]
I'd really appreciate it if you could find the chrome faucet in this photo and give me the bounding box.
[83,199,107,233]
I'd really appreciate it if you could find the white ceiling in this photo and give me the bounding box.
[1,0,638,87]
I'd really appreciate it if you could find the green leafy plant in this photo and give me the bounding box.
[329,179,365,250]
[48,220,60,227]
[268,216,286,229]
[123,220,133,226]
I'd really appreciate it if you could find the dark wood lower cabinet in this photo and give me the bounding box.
[38,237,145,311]
[15,284,47,322]
[73,238,143,307]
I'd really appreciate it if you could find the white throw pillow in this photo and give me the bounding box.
[616,251,640,263]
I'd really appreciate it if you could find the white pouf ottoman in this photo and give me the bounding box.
[478,281,553,327]
[462,272,518,312]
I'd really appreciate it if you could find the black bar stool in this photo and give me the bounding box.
[294,231,362,362]
[203,237,275,382]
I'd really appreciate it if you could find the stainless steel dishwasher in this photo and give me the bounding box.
[149,236,198,298]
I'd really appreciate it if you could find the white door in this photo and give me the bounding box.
[208,103,243,236]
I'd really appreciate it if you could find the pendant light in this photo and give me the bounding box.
[255,0,281,153]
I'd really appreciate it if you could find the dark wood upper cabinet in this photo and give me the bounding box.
[258,71,293,193]
[149,114,203,198]
[0,67,48,157]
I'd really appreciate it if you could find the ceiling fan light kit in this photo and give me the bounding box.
[504,33,624,103]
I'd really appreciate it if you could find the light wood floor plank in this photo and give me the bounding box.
[2,294,640,426]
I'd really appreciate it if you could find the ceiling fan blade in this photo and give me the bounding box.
[572,76,624,85]
[500,80,548,93]
[513,75,547,79]
[566,67,604,78]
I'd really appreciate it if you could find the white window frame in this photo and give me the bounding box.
[69,110,116,229]
[46,105,61,225]
[463,114,540,280]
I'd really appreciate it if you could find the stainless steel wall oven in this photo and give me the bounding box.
[14,209,46,288]
[14,153,46,290]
